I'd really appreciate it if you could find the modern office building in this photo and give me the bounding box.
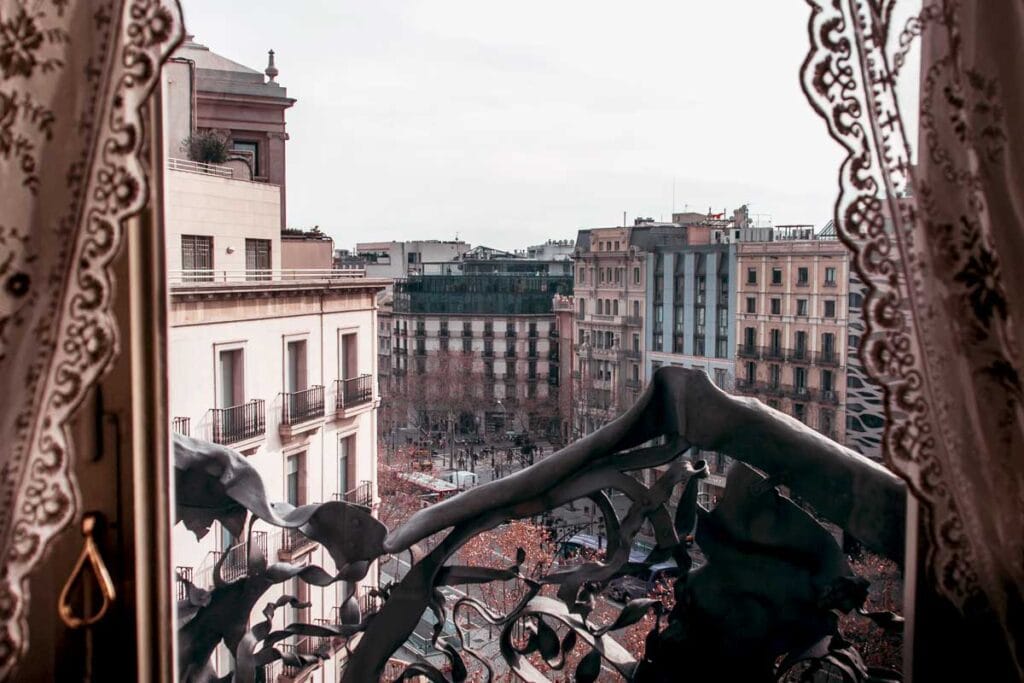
[386,258,573,440]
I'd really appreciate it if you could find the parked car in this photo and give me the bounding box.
[605,561,680,602]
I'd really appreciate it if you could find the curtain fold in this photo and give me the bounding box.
[0,1,182,677]
[803,0,1024,675]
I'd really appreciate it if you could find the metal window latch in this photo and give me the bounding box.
[58,513,117,628]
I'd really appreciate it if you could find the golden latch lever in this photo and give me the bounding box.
[58,513,117,628]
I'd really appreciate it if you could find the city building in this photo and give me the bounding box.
[733,225,849,444]
[386,258,573,442]
[281,227,335,270]
[355,240,469,279]
[526,239,576,261]
[162,41,388,680]
[571,225,648,436]
[162,37,295,227]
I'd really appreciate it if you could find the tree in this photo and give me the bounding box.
[183,129,230,165]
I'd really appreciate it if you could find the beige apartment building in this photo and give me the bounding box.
[572,227,647,436]
[161,41,389,680]
[734,228,849,442]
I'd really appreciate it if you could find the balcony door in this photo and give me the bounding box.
[286,340,308,420]
[219,349,244,408]
[340,332,358,381]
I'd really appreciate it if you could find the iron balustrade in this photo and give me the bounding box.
[211,399,265,445]
[281,526,315,554]
[334,480,373,507]
[737,344,760,359]
[336,375,373,410]
[280,385,325,424]
[624,315,642,327]
[816,350,841,366]
[175,566,193,601]
[788,347,811,363]
[218,531,268,582]
[172,416,191,436]
[762,345,786,361]
[820,389,841,404]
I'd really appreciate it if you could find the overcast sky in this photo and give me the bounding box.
[179,1,918,251]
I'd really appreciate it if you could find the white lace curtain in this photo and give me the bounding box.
[0,1,182,678]
[803,0,1023,675]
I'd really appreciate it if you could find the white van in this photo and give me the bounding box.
[441,470,479,490]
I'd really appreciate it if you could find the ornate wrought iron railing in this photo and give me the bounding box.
[335,375,373,410]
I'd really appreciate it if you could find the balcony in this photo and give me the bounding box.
[175,566,193,601]
[505,349,517,358]
[439,328,449,338]
[737,344,760,359]
[734,378,758,392]
[483,328,494,338]
[172,416,190,437]
[789,385,815,401]
[280,525,316,559]
[820,389,841,405]
[762,346,786,362]
[216,531,268,582]
[280,638,321,678]
[624,315,643,327]
[211,399,265,447]
[787,348,811,363]
[624,349,641,360]
[528,328,539,338]
[462,328,473,338]
[625,378,642,390]
[816,350,841,366]
[414,346,427,357]
[527,349,539,360]
[506,330,517,338]
[335,375,373,415]
[279,386,325,438]
[483,348,494,358]
[334,480,373,508]
[414,328,426,338]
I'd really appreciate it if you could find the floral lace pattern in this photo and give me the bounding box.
[0,1,182,677]
[801,0,1024,674]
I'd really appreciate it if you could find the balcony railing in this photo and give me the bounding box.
[175,566,193,601]
[172,416,190,436]
[217,531,268,582]
[281,526,315,555]
[624,315,642,327]
[336,375,373,410]
[737,344,760,359]
[280,638,319,678]
[816,350,841,366]
[334,480,373,508]
[789,385,814,401]
[483,328,494,338]
[359,587,382,617]
[624,349,641,360]
[820,389,841,404]
[168,156,233,178]
[505,349,517,358]
[762,346,785,361]
[788,348,811,363]
[211,399,265,445]
[280,386,325,425]
[506,330,517,338]
[168,267,367,285]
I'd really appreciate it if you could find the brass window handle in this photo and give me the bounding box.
[58,513,117,629]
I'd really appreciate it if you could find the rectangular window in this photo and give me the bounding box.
[286,453,304,506]
[747,267,757,284]
[744,327,756,348]
[632,333,640,352]
[746,361,755,382]
[769,364,781,387]
[340,332,357,380]
[440,337,449,352]
[714,368,727,388]
[463,322,472,336]
[181,234,214,281]
[771,298,781,315]
[231,140,259,176]
[746,296,756,313]
[824,300,836,318]
[578,268,585,284]
[821,369,834,392]
[484,321,493,336]
[505,360,516,377]
[825,266,837,285]
[795,366,807,390]
[218,349,244,408]
[771,268,783,285]
[338,435,354,496]
[285,340,307,393]
[634,267,640,284]
[794,403,806,423]
[245,238,271,280]
[462,338,471,353]
[797,299,808,316]
[797,267,809,285]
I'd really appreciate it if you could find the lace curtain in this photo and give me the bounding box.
[803,0,1023,674]
[0,1,182,677]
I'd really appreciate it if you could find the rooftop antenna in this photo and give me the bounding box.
[623,211,626,227]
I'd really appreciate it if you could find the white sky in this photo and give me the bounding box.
[180,1,919,251]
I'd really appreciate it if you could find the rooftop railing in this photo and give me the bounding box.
[168,268,367,285]
[168,157,234,178]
